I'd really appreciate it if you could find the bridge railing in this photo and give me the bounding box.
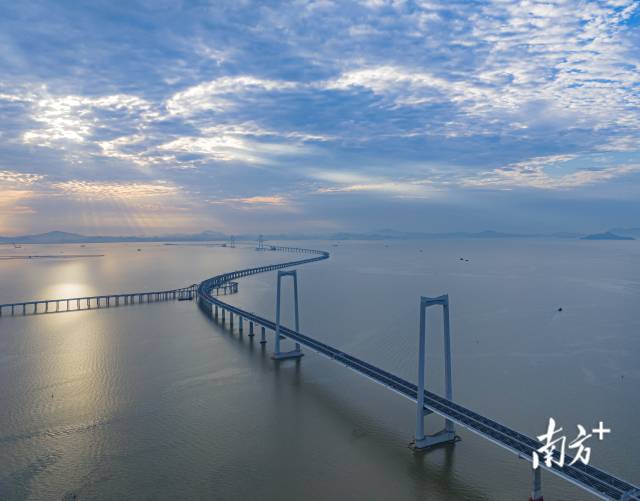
[196,246,640,501]
[0,284,199,316]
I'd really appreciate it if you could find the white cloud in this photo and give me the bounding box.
[312,169,437,198]
[51,180,180,199]
[0,169,42,233]
[322,0,639,139]
[20,89,157,148]
[209,195,289,206]
[157,133,308,164]
[595,135,639,153]
[166,76,299,116]
[0,169,44,185]
[462,155,640,189]
[202,122,333,142]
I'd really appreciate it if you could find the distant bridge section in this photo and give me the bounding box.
[2,243,638,500]
[196,245,639,501]
[0,282,237,316]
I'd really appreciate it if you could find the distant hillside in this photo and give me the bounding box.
[609,227,640,238]
[581,232,635,241]
[0,231,88,244]
[2,228,634,244]
[327,229,536,240]
[0,230,228,244]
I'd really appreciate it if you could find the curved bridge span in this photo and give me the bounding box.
[1,245,637,500]
[197,246,639,501]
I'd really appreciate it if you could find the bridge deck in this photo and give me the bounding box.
[197,247,639,501]
[1,244,636,499]
[0,282,236,316]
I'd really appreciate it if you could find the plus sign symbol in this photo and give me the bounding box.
[592,421,611,441]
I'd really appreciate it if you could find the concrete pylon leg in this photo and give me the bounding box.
[293,273,301,352]
[274,276,282,353]
[529,468,543,501]
[239,316,243,333]
[412,294,457,450]
[272,270,303,360]
[443,301,453,434]
[260,326,266,344]
[249,322,254,337]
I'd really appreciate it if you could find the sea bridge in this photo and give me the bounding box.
[1,244,638,500]
[0,282,237,316]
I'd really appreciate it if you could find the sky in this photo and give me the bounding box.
[0,0,639,236]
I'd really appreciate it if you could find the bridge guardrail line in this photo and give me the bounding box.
[0,281,239,317]
[1,243,637,500]
[196,245,639,501]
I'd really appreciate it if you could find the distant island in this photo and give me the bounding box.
[581,232,635,241]
[609,227,640,238]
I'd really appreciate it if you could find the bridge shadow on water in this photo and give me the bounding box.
[200,307,494,501]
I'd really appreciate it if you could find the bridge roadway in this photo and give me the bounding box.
[197,246,639,501]
[0,244,637,499]
[0,282,238,316]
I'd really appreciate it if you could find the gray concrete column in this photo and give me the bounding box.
[412,294,456,450]
[530,467,543,501]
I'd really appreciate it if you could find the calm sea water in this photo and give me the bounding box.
[0,240,638,500]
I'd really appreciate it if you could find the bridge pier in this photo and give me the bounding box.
[222,309,226,324]
[214,305,218,320]
[272,270,303,360]
[239,316,243,333]
[249,321,254,337]
[412,294,456,450]
[529,467,543,501]
[230,312,234,329]
[260,326,266,344]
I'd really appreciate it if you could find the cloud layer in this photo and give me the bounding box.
[0,0,638,235]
